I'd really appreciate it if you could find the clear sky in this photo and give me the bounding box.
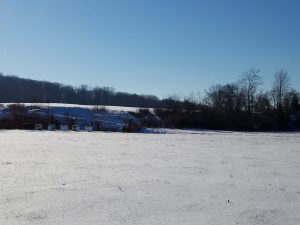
[0,0,299,98]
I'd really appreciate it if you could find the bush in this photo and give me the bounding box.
[93,105,107,112]
[132,108,163,128]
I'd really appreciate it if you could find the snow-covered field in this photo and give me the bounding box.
[1,130,300,225]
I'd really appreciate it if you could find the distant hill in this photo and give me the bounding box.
[0,73,164,108]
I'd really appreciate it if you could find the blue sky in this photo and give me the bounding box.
[0,0,299,97]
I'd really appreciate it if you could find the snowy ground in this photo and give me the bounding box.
[1,130,300,225]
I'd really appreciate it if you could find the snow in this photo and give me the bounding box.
[1,103,147,113]
[1,130,300,225]
[141,127,234,134]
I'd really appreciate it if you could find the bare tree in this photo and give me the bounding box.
[240,68,262,112]
[255,91,271,112]
[204,84,224,110]
[272,69,290,110]
[282,89,300,112]
[204,83,244,112]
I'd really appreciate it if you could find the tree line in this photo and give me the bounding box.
[153,68,300,131]
[1,69,299,112]
[203,68,299,114]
